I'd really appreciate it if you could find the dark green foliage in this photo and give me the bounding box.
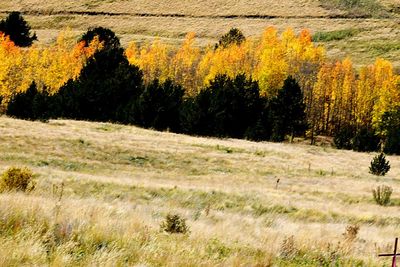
[55,48,143,122]
[379,110,400,155]
[0,11,37,47]
[369,153,390,176]
[127,79,184,131]
[334,125,355,150]
[160,213,189,234]
[372,185,392,206]
[244,100,272,141]
[6,82,51,120]
[180,74,263,139]
[216,28,245,49]
[80,27,120,50]
[269,76,307,142]
[352,127,380,152]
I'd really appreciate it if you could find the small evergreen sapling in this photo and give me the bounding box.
[369,153,390,176]
[160,213,189,234]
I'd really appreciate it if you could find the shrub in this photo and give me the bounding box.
[343,224,359,241]
[372,185,392,206]
[160,213,189,234]
[0,167,35,192]
[369,153,390,176]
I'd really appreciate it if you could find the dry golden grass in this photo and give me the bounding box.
[0,116,399,265]
[0,0,399,67]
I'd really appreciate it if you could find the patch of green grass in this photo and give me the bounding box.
[312,29,361,42]
[320,0,389,18]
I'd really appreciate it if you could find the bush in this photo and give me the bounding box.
[372,185,392,206]
[343,224,359,241]
[369,153,390,176]
[0,167,35,192]
[160,213,189,234]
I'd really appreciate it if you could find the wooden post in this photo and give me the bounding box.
[379,238,399,267]
[393,238,398,267]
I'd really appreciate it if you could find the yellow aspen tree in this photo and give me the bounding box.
[170,32,201,95]
[198,40,254,88]
[355,65,376,127]
[254,27,288,97]
[372,58,400,127]
[0,34,25,105]
[136,39,171,84]
[125,41,140,67]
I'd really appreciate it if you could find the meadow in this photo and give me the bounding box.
[0,0,400,67]
[1,116,399,266]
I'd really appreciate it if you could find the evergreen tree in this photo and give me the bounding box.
[180,74,262,138]
[129,79,184,131]
[80,27,120,50]
[7,82,38,120]
[269,76,307,142]
[370,153,390,176]
[378,109,400,155]
[215,28,245,49]
[6,82,51,120]
[352,127,380,152]
[333,124,355,150]
[55,47,143,122]
[0,11,37,47]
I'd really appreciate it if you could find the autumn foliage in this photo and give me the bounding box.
[1,26,400,151]
[0,30,102,111]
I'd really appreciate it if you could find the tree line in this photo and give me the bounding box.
[5,29,307,142]
[0,13,399,153]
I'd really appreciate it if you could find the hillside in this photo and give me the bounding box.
[0,116,399,265]
[0,0,400,67]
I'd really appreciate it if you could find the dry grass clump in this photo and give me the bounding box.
[0,167,35,192]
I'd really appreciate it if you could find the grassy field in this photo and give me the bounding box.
[0,0,399,67]
[1,116,400,265]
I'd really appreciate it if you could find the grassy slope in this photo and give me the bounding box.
[0,116,399,265]
[0,0,399,67]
